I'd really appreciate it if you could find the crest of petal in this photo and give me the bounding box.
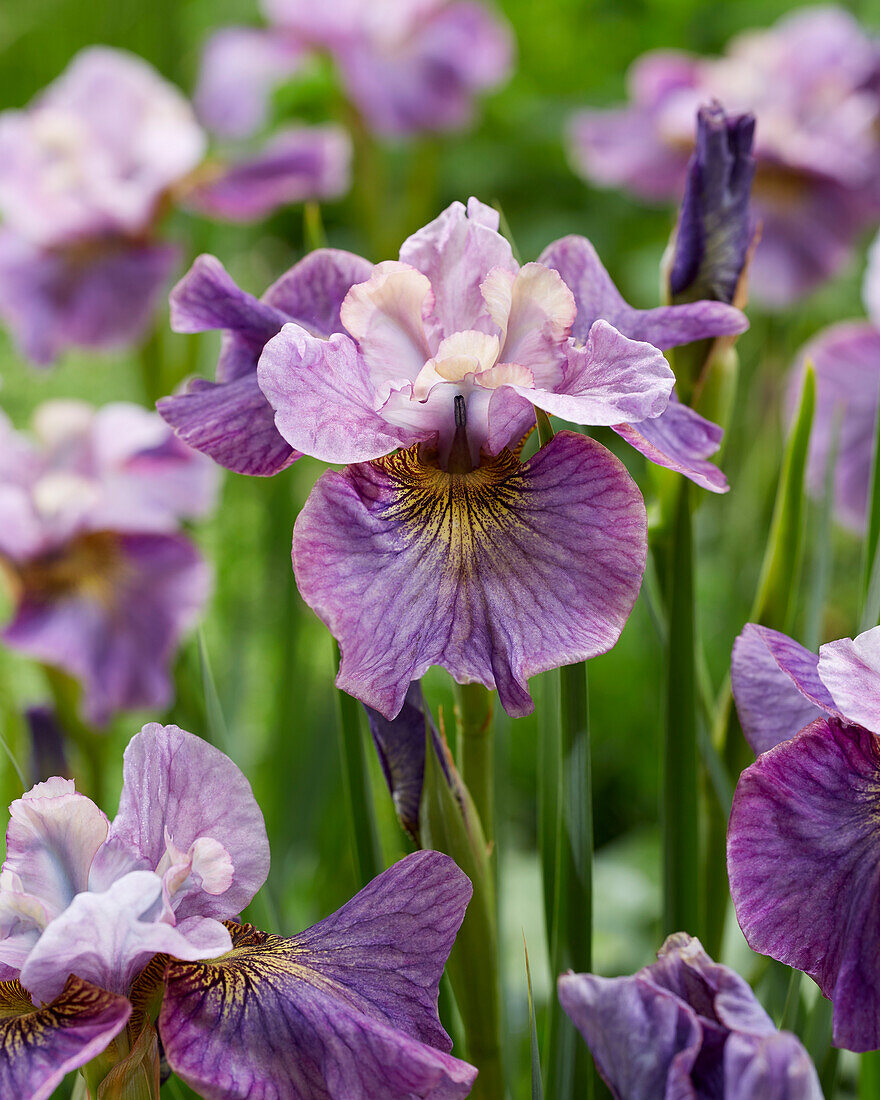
[398,198,517,339]
[105,723,269,922]
[540,234,747,347]
[731,624,830,755]
[818,628,880,735]
[3,778,108,920]
[292,432,646,718]
[0,975,131,1100]
[728,718,880,1051]
[20,869,232,1003]
[258,325,431,464]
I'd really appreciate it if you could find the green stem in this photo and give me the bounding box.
[663,482,702,939]
[334,650,383,887]
[860,1050,880,1097]
[455,682,495,843]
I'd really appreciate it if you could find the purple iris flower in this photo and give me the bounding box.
[0,722,475,1099]
[727,621,880,1050]
[196,0,513,141]
[569,6,880,307]
[792,229,880,532]
[558,933,821,1099]
[0,400,218,725]
[0,47,351,366]
[158,247,373,475]
[245,197,745,718]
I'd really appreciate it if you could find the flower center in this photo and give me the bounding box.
[12,531,126,606]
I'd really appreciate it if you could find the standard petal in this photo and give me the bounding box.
[557,969,702,1099]
[0,975,131,1100]
[158,373,298,477]
[728,718,880,1051]
[185,126,352,222]
[258,325,429,463]
[731,624,830,755]
[818,627,880,734]
[523,321,673,426]
[262,248,373,337]
[105,723,269,922]
[612,397,729,493]
[399,198,518,340]
[540,235,747,347]
[4,778,108,920]
[20,870,231,1003]
[292,432,646,718]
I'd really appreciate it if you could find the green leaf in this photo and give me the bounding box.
[524,935,544,1100]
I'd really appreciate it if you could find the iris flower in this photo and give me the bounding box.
[0,400,217,725]
[0,722,474,1098]
[195,0,513,140]
[568,6,880,307]
[248,197,744,717]
[558,933,821,1098]
[728,622,880,1050]
[0,47,350,365]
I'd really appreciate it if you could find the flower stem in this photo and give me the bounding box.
[455,682,495,843]
[860,1051,880,1097]
[663,481,702,939]
[334,648,383,887]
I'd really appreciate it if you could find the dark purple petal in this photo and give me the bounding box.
[728,718,880,1051]
[731,624,830,755]
[103,723,269,922]
[185,127,351,223]
[160,852,476,1100]
[262,248,373,337]
[158,373,298,477]
[669,103,756,306]
[612,397,728,493]
[292,431,646,719]
[539,235,747,347]
[0,975,130,1100]
[0,231,177,367]
[26,706,69,784]
[2,532,210,727]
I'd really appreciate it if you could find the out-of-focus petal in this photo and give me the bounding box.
[724,1031,823,1100]
[292,432,646,719]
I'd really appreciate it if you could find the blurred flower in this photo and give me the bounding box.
[558,933,821,1098]
[0,47,351,366]
[252,197,745,717]
[25,705,69,784]
[728,621,880,1050]
[197,0,514,140]
[0,722,475,1098]
[158,248,372,475]
[794,230,880,532]
[569,7,880,307]
[0,400,217,725]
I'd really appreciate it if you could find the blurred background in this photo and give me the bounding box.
[0,0,875,1095]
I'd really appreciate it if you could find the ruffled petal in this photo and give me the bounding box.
[3,778,108,920]
[185,126,352,222]
[104,723,269,922]
[540,235,747,347]
[612,397,729,493]
[731,624,831,755]
[20,869,231,1002]
[292,432,646,718]
[258,326,430,463]
[160,852,476,1100]
[0,975,131,1100]
[817,628,880,735]
[728,718,880,1051]
[724,1032,822,1100]
[262,248,373,337]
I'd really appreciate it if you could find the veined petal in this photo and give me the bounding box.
[612,398,729,493]
[523,321,673,426]
[818,628,880,735]
[105,723,269,922]
[732,624,831,755]
[0,975,130,1100]
[340,261,434,386]
[728,718,880,1051]
[292,432,646,719]
[262,248,373,337]
[258,326,430,464]
[4,778,108,921]
[160,852,476,1100]
[20,870,232,1003]
[540,235,747,347]
[0,873,49,977]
